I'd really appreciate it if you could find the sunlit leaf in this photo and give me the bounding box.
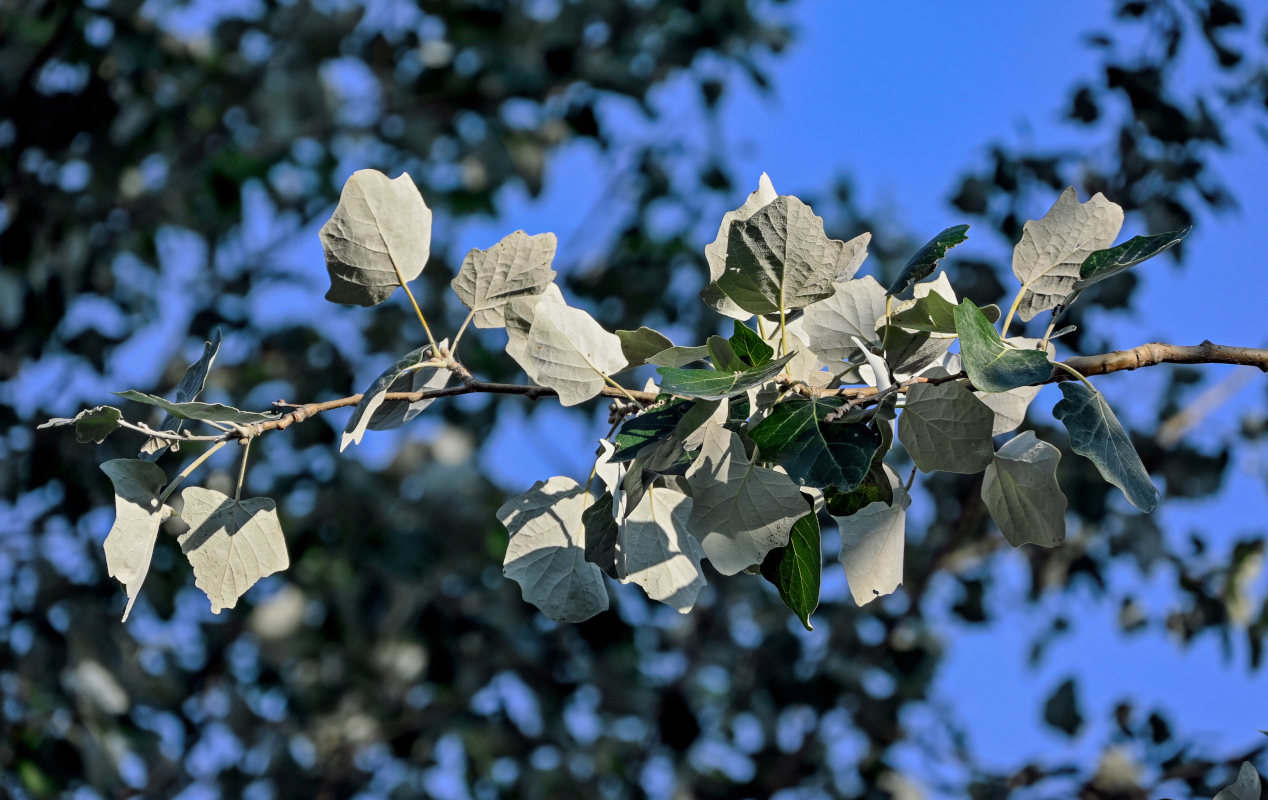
[1011,187,1122,321]
[701,173,778,319]
[100,459,171,621]
[685,425,809,575]
[497,476,609,622]
[341,340,451,451]
[114,391,278,424]
[616,327,675,370]
[836,469,909,606]
[981,431,1067,547]
[728,320,774,367]
[802,276,888,364]
[1053,382,1158,511]
[656,352,795,401]
[759,503,821,630]
[1074,226,1191,291]
[617,485,705,613]
[321,169,432,307]
[975,385,1041,436]
[178,486,289,614]
[451,230,557,328]
[140,328,222,459]
[520,303,627,406]
[1214,762,1263,800]
[39,405,123,444]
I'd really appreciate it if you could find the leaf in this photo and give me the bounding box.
[451,230,558,328]
[1053,382,1158,512]
[824,463,893,516]
[728,320,774,367]
[178,486,289,614]
[505,283,566,366]
[140,328,223,458]
[886,224,971,298]
[714,195,850,315]
[617,486,706,613]
[836,473,910,606]
[1011,187,1123,321]
[748,396,882,491]
[646,345,710,368]
[321,169,432,307]
[760,504,821,630]
[975,385,1041,436]
[656,352,795,401]
[981,431,1068,547]
[898,381,995,473]
[616,327,675,370]
[701,172,778,319]
[889,289,1001,335]
[114,390,278,425]
[1214,762,1263,800]
[497,476,610,622]
[685,425,809,575]
[39,405,122,444]
[801,275,889,365]
[582,491,619,579]
[954,300,1053,393]
[341,341,451,451]
[674,398,728,451]
[100,459,170,621]
[612,399,693,462]
[521,303,628,406]
[706,335,741,372]
[1074,226,1191,291]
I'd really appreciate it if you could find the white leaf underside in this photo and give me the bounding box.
[836,469,910,606]
[178,486,289,614]
[101,459,171,621]
[617,486,705,613]
[452,230,558,329]
[522,302,627,406]
[702,172,778,320]
[981,430,1068,548]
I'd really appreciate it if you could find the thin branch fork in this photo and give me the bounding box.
[154,340,1266,445]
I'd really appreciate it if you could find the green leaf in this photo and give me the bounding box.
[702,173,778,319]
[728,320,774,367]
[617,485,705,613]
[1074,226,1191,290]
[748,396,882,491]
[836,471,910,605]
[611,399,693,462]
[646,345,710,368]
[321,169,432,307]
[706,335,742,372]
[886,224,970,298]
[897,382,995,474]
[889,290,1001,334]
[714,195,850,315]
[1053,382,1158,512]
[581,490,619,579]
[824,462,893,516]
[140,328,223,459]
[1214,762,1262,800]
[1011,187,1123,321]
[685,425,809,575]
[981,431,1068,547]
[100,459,171,621]
[656,352,795,401]
[451,230,557,328]
[178,486,289,614]
[954,300,1053,392]
[38,405,123,444]
[760,506,821,631]
[114,391,278,424]
[497,476,610,622]
[341,341,451,451]
[616,326,675,370]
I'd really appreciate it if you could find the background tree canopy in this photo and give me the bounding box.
[3,0,1267,797]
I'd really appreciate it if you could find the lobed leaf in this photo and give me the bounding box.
[801,275,889,364]
[981,431,1068,547]
[178,486,289,614]
[728,320,774,367]
[1074,226,1192,291]
[100,459,171,621]
[612,399,693,463]
[685,425,809,575]
[1053,382,1158,512]
[886,224,970,298]
[656,352,795,401]
[451,230,557,328]
[714,195,849,315]
[747,396,881,492]
[702,173,778,319]
[497,476,610,622]
[616,326,675,370]
[897,381,995,474]
[1011,187,1123,321]
[954,300,1053,393]
[617,486,705,613]
[321,169,432,307]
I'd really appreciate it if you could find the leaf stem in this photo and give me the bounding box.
[603,373,645,410]
[778,307,788,357]
[159,440,230,503]
[1000,284,1027,338]
[1052,360,1097,393]
[235,437,252,502]
[756,315,767,340]
[448,310,476,359]
[389,263,439,353]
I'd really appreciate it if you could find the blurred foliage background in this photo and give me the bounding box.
[2,0,1267,797]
